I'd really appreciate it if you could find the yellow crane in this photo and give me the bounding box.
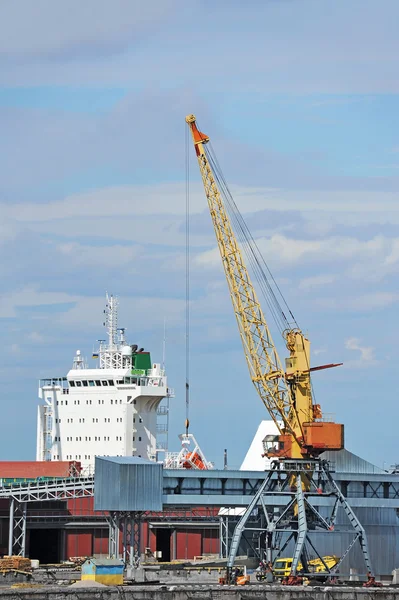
[186,114,343,461]
[186,115,381,587]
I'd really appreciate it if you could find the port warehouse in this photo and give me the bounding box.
[0,452,399,577]
[0,497,219,564]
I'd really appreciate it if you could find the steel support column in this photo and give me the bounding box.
[8,500,27,556]
[120,512,142,567]
[107,512,120,559]
[8,498,14,556]
[219,515,229,559]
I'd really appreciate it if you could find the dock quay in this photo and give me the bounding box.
[0,585,398,600]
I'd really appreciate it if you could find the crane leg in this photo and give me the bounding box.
[226,470,273,582]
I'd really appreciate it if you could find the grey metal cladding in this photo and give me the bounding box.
[94,456,163,511]
[321,448,386,474]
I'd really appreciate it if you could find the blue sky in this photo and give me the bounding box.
[0,0,398,470]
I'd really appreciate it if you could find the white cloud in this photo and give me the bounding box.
[58,242,142,268]
[195,234,399,271]
[0,0,177,57]
[299,274,336,290]
[1,1,398,93]
[313,348,327,356]
[0,288,79,319]
[345,337,375,364]
[352,292,399,311]
[318,291,399,312]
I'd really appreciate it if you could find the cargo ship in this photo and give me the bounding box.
[36,294,173,473]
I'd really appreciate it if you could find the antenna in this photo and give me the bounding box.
[162,318,166,370]
[104,293,118,349]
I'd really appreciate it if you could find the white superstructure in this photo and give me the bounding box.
[36,294,173,473]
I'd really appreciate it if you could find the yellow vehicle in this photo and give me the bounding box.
[273,556,339,579]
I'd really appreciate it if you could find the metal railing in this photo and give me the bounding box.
[0,477,94,502]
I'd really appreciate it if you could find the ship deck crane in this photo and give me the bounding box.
[186,114,379,587]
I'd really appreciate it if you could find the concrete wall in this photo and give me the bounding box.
[0,584,397,600]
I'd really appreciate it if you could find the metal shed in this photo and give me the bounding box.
[81,558,124,585]
[94,456,163,512]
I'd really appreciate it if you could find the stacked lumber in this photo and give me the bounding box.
[69,556,87,566]
[0,556,32,571]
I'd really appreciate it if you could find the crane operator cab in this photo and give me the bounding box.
[262,434,293,459]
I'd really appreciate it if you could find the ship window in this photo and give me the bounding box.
[95,380,101,386]
[117,379,123,384]
[102,381,108,386]
[82,380,88,387]
[108,380,113,386]
[139,437,142,442]
[56,401,59,405]
[132,378,137,385]
[76,381,82,387]
[139,417,143,423]
[89,381,95,387]
[133,436,135,441]
[111,399,113,404]
[133,417,135,423]
[65,400,68,405]
[69,381,75,387]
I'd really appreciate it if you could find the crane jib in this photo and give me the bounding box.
[185,114,344,460]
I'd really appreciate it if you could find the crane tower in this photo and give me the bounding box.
[186,114,379,586]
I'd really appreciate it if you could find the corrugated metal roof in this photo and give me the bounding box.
[102,456,154,465]
[322,448,386,474]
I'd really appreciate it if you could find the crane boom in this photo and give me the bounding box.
[186,114,343,459]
